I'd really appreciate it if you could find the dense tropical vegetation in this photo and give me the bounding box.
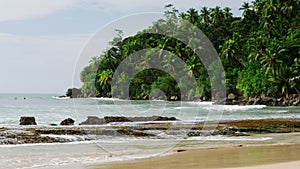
[80,0,299,101]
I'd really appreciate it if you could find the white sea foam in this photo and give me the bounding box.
[51,96,71,100]
[0,139,173,169]
[187,101,267,111]
[0,140,96,148]
[90,97,122,101]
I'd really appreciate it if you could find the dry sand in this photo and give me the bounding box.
[90,143,300,169]
[224,161,300,169]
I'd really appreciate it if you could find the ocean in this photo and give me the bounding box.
[0,93,300,169]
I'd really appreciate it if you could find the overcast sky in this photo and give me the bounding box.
[0,0,250,94]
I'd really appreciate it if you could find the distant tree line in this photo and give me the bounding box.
[80,0,299,100]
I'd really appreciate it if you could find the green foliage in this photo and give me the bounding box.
[236,62,269,97]
[80,0,300,100]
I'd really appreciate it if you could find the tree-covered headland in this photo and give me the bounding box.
[80,0,299,104]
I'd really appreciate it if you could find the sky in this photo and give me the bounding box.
[0,0,250,94]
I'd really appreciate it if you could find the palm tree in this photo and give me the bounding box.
[98,69,113,86]
[186,8,199,24]
[223,7,232,20]
[210,6,223,26]
[239,2,251,18]
[200,7,210,26]
[178,12,187,20]
[221,33,245,67]
[259,39,284,80]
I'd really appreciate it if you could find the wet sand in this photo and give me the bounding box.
[90,141,300,169]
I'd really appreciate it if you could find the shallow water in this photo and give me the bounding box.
[1,94,299,126]
[0,133,290,169]
[0,94,300,168]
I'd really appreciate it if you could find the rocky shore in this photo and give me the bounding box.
[224,93,300,106]
[1,118,300,145]
[65,88,300,106]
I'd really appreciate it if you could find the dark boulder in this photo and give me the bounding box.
[66,88,82,98]
[19,117,37,125]
[60,118,75,125]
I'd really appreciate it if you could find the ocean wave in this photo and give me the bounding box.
[90,97,122,101]
[0,140,96,148]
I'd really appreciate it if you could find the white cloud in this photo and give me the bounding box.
[0,33,89,93]
[0,0,78,22]
[0,33,14,37]
[78,0,250,16]
[0,0,251,93]
[0,0,249,22]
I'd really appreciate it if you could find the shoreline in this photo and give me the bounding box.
[2,118,300,168]
[2,118,300,144]
[89,139,300,169]
[66,87,300,107]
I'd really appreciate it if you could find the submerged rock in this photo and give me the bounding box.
[19,117,37,125]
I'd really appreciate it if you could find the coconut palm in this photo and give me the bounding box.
[200,7,210,26]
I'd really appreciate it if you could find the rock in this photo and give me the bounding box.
[19,117,37,125]
[116,129,155,137]
[80,116,177,125]
[201,96,208,101]
[261,96,276,106]
[293,99,300,106]
[66,88,82,98]
[143,95,149,100]
[253,97,262,105]
[104,116,132,123]
[170,96,178,101]
[290,94,300,99]
[151,116,177,121]
[129,116,177,122]
[60,118,75,125]
[79,116,106,125]
[227,93,237,100]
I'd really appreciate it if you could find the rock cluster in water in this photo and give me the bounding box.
[2,118,300,145]
[0,129,74,144]
[79,116,177,125]
[223,93,300,106]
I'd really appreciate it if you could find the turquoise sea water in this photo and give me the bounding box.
[1,93,300,126]
[0,93,300,169]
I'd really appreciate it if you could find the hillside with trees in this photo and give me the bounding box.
[79,0,299,105]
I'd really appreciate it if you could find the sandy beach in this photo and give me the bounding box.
[90,133,300,169]
[224,161,300,169]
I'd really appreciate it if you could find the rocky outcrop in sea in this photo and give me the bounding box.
[1,117,300,145]
[19,117,37,125]
[79,116,177,125]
